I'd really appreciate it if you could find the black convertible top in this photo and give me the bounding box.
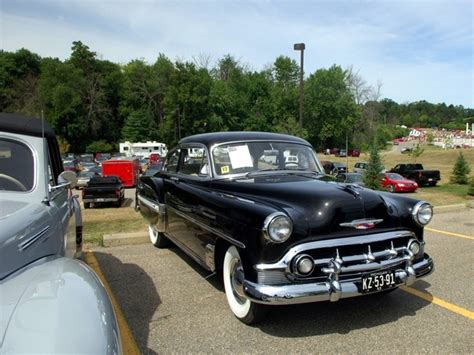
[0,112,63,180]
[0,112,56,139]
[179,131,310,147]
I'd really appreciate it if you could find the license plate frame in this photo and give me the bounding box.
[361,270,396,293]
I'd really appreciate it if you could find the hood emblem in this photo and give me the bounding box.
[340,219,383,230]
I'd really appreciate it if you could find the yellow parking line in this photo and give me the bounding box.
[400,286,474,320]
[425,227,474,241]
[84,251,140,355]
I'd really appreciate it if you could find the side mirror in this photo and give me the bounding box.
[58,170,77,189]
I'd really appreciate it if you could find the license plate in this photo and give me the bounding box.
[428,178,433,181]
[361,270,396,293]
[96,198,105,202]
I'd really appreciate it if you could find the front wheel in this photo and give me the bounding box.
[148,225,169,248]
[223,246,268,324]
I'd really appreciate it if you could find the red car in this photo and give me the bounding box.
[380,173,418,193]
[348,148,360,157]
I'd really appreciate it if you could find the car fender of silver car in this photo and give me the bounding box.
[0,113,121,353]
[137,131,435,324]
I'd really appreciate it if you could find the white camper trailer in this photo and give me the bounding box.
[119,141,168,158]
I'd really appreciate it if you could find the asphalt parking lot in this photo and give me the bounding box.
[90,207,473,354]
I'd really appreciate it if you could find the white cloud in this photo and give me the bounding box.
[1,0,472,106]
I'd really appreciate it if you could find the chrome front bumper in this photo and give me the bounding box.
[240,255,434,305]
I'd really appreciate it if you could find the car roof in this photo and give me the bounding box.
[0,113,56,139]
[179,131,310,147]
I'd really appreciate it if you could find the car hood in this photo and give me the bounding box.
[0,257,120,353]
[0,199,61,280]
[213,175,400,239]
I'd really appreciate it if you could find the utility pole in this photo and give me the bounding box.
[293,43,305,128]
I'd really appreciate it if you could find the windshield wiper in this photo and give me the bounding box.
[246,169,322,179]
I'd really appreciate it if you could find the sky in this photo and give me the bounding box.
[1,0,473,107]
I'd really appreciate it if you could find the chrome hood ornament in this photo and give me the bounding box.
[340,218,383,230]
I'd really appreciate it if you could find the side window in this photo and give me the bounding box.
[179,147,208,177]
[0,138,35,191]
[163,149,181,173]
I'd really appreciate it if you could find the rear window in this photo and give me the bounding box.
[0,138,34,192]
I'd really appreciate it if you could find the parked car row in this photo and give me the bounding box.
[324,148,360,157]
[327,160,440,192]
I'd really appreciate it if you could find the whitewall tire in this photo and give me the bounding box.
[148,225,169,248]
[223,245,267,324]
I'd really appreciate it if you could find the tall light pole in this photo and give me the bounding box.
[293,43,305,128]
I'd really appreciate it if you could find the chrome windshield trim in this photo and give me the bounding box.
[255,230,415,271]
[167,205,246,249]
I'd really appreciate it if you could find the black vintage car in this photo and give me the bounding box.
[137,132,434,324]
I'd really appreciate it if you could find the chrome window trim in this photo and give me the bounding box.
[167,204,246,249]
[0,134,38,193]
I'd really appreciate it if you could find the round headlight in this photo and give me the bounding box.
[263,212,293,243]
[412,201,433,226]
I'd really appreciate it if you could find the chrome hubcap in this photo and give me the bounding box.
[230,258,246,304]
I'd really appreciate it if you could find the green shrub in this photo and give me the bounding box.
[450,152,471,184]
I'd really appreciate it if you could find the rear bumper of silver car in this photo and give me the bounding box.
[240,255,433,305]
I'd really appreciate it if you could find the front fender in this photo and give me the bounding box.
[0,256,121,354]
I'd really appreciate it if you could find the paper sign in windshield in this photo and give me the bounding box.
[228,145,253,169]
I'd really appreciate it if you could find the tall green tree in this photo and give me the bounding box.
[0,48,42,115]
[363,141,385,189]
[304,65,359,149]
[450,152,471,184]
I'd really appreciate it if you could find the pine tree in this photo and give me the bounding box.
[467,177,474,196]
[363,141,385,189]
[450,152,471,184]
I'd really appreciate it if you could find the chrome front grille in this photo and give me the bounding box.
[257,270,289,285]
[301,240,411,280]
[254,231,419,286]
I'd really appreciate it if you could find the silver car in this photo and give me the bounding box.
[0,113,122,354]
[76,170,98,188]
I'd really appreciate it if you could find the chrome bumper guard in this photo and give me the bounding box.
[241,255,433,305]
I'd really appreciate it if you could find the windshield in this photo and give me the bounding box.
[212,141,322,176]
[0,138,34,192]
